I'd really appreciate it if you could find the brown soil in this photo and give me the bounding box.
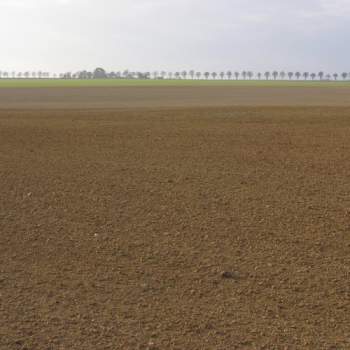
[1,106,350,349]
[1,86,350,109]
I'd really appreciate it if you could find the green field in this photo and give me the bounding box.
[0,78,350,88]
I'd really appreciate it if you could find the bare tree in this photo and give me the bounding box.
[333,73,338,80]
[264,71,270,80]
[295,72,301,80]
[234,71,240,80]
[341,72,348,80]
[204,72,210,80]
[303,72,309,80]
[242,71,247,80]
[288,72,294,80]
[272,71,278,80]
[196,72,201,80]
[257,72,262,80]
[181,70,187,80]
[318,72,324,80]
[189,70,195,80]
[211,72,217,80]
[280,71,286,80]
[310,73,316,80]
[247,71,253,80]
[219,72,225,80]
[226,71,232,80]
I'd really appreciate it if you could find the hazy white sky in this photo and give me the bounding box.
[0,0,349,73]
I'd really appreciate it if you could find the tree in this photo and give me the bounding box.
[318,72,324,80]
[234,71,240,80]
[211,72,217,80]
[196,72,201,80]
[247,71,253,80]
[310,73,316,80]
[226,71,232,80]
[78,70,87,79]
[175,72,180,79]
[264,71,270,80]
[272,71,278,80]
[93,67,107,79]
[288,72,294,80]
[242,71,247,80]
[38,71,43,79]
[303,72,309,80]
[204,72,210,80]
[161,71,167,79]
[257,72,262,80]
[341,72,348,80]
[280,71,286,80]
[181,70,187,80]
[333,73,338,80]
[219,72,225,80]
[189,70,195,80]
[295,72,301,80]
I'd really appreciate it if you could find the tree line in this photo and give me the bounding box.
[0,68,349,80]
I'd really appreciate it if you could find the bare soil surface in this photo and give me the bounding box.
[1,106,350,349]
[1,86,350,109]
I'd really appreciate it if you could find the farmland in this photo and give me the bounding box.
[0,78,350,88]
[1,88,350,349]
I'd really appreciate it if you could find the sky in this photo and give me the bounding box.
[0,0,349,74]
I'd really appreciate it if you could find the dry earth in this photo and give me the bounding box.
[1,104,350,349]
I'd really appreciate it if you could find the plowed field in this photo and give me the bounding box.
[1,105,350,349]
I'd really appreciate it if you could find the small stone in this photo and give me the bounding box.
[147,341,158,350]
[221,271,240,280]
